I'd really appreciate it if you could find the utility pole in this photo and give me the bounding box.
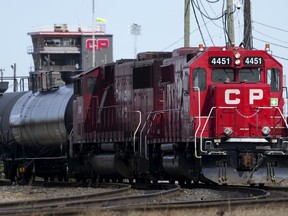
[227,0,235,46]
[92,0,96,67]
[184,0,190,47]
[243,0,252,49]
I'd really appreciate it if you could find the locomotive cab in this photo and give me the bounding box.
[189,46,288,184]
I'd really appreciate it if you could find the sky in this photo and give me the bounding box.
[1,0,288,88]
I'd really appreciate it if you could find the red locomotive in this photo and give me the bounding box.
[70,45,288,185]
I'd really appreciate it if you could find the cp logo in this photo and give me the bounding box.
[86,39,109,50]
[225,89,263,105]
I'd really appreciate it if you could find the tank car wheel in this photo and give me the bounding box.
[258,183,265,188]
[193,180,199,185]
[169,179,175,184]
[63,165,69,182]
[178,179,185,186]
[185,179,192,185]
[57,175,63,182]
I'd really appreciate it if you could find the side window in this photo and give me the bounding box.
[133,66,152,89]
[183,69,190,93]
[193,68,206,91]
[267,68,280,92]
[74,79,82,95]
[87,77,98,94]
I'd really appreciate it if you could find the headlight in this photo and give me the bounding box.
[235,59,241,65]
[224,127,233,136]
[262,126,271,135]
[234,52,241,58]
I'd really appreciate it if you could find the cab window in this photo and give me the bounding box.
[238,69,260,82]
[212,69,234,82]
[267,68,280,92]
[193,68,206,91]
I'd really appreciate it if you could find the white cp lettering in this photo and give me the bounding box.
[225,89,240,104]
[249,89,263,104]
[225,89,263,105]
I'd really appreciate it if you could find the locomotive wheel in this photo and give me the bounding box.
[185,179,192,185]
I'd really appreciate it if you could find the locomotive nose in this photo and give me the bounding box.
[213,82,271,138]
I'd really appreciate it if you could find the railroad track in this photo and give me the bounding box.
[97,185,288,216]
[0,182,131,215]
[1,182,288,216]
[0,182,179,216]
[102,185,270,210]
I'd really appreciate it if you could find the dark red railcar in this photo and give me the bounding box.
[71,46,288,185]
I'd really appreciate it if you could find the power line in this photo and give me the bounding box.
[253,21,288,33]
[195,0,215,45]
[253,37,288,62]
[191,0,226,21]
[272,54,288,62]
[191,0,206,45]
[205,0,220,3]
[254,37,288,49]
[253,28,288,45]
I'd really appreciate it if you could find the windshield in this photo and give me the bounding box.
[212,68,261,83]
[212,69,235,82]
[238,68,260,82]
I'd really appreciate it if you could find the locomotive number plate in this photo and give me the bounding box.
[209,57,232,66]
[243,57,264,65]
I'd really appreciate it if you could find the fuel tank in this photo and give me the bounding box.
[89,154,132,178]
[9,84,74,150]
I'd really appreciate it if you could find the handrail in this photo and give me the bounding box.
[144,114,158,159]
[68,128,74,157]
[197,106,288,157]
[193,87,202,159]
[140,111,153,157]
[124,110,142,153]
[140,109,181,157]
